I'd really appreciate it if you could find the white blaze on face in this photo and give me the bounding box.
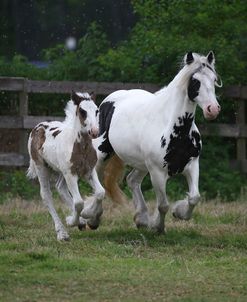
[79,101,99,138]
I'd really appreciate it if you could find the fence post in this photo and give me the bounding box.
[19,79,29,156]
[236,98,246,171]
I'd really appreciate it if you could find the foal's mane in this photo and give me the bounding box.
[64,92,91,125]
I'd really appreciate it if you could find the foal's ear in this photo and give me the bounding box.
[207,51,215,65]
[90,91,96,102]
[185,51,194,65]
[71,90,81,106]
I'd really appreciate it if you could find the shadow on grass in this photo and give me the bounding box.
[72,226,247,250]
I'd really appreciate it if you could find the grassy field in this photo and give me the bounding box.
[0,197,247,302]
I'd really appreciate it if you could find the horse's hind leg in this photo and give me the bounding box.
[126,169,149,228]
[56,174,73,210]
[36,165,69,241]
[149,168,169,233]
[172,157,200,220]
[56,174,86,230]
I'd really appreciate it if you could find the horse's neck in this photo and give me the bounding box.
[78,132,92,149]
[154,84,196,126]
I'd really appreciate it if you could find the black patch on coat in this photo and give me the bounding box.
[186,51,194,64]
[52,130,62,138]
[160,135,166,148]
[188,77,201,101]
[98,101,115,160]
[163,112,201,176]
[79,108,87,120]
[35,123,49,130]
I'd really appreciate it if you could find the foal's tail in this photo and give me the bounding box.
[103,155,127,204]
[27,158,37,179]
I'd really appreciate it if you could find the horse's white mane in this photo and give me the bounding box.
[170,52,217,89]
[76,92,91,99]
[154,52,220,96]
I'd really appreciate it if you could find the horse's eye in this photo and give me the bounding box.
[79,108,87,119]
[202,63,206,67]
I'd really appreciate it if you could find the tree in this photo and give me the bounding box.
[98,0,247,85]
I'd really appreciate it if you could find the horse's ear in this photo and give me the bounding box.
[185,51,194,65]
[71,90,81,106]
[90,91,96,102]
[207,51,215,65]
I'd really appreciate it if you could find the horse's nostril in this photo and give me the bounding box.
[218,105,221,111]
[207,105,211,113]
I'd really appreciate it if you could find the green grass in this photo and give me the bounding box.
[0,198,247,302]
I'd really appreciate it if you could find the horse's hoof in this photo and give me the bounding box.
[134,213,149,229]
[136,222,148,230]
[172,211,177,219]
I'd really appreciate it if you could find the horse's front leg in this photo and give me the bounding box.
[149,168,169,233]
[64,173,84,227]
[172,157,200,220]
[81,168,105,229]
[56,174,86,230]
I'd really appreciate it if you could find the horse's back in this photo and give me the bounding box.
[102,89,154,105]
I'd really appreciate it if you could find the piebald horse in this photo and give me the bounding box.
[27,92,105,240]
[91,51,221,233]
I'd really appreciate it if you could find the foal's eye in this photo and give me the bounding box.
[202,63,206,67]
[79,108,87,119]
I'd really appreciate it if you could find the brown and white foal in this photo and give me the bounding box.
[27,91,105,241]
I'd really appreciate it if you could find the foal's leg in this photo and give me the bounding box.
[149,168,169,233]
[172,158,200,220]
[126,169,149,228]
[56,174,86,230]
[63,173,84,227]
[36,165,69,241]
[81,168,105,229]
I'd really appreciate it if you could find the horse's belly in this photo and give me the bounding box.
[109,128,147,170]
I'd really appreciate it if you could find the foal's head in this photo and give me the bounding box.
[71,91,99,138]
[185,51,221,120]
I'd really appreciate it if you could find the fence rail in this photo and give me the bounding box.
[0,77,246,172]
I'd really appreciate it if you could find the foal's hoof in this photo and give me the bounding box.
[57,231,70,241]
[86,215,101,230]
[66,215,78,227]
[78,223,86,231]
[87,222,99,230]
[78,217,87,231]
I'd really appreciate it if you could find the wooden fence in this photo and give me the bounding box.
[0,77,246,172]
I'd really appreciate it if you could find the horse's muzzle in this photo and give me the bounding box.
[203,104,221,120]
[88,128,99,139]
